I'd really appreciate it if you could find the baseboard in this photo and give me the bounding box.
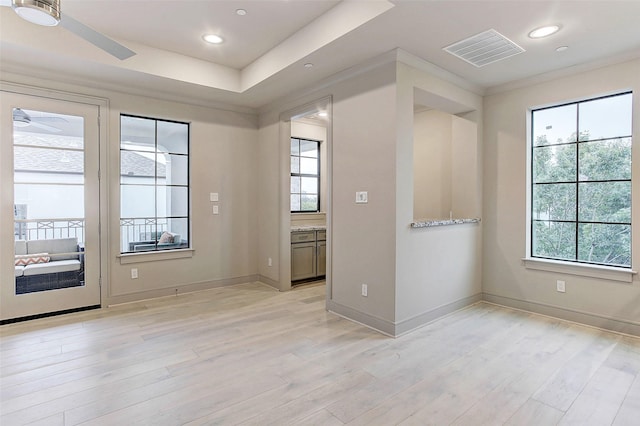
[107,275,259,306]
[482,293,640,337]
[257,275,280,290]
[394,293,483,337]
[327,293,481,337]
[327,300,396,337]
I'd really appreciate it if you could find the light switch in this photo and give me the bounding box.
[210,192,219,202]
[355,191,368,204]
[213,205,219,215]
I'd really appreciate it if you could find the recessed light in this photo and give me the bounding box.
[556,46,568,52]
[236,9,247,16]
[529,25,560,39]
[318,111,328,117]
[304,63,313,68]
[203,34,224,44]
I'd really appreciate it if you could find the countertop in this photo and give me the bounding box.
[291,225,327,232]
[410,218,481,228]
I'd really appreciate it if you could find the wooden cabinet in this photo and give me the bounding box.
[291,229,326,282]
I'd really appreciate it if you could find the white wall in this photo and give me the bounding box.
[1,72,259,306]
[394,61,483,334]
[482,58,640,334]
[413,110,452,219]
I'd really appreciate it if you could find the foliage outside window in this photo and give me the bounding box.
[291,137,320,212]
[120,115,190,253]
[531,92,632,267]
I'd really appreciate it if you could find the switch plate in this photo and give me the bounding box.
[361,284,368,297]
[210,192,219,202]
[213,205,219,215]
[131,268,138,279]
[356,191,368,204]
[268,257,273,267]
[556,280,565,293]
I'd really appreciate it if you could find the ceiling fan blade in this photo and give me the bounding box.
[60,14,136,60]
[28,121,62,133]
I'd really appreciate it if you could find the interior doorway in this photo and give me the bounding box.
[279,97,332,297]
[1,91,103,321]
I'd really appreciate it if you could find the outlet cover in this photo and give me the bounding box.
[356,191,368,204]
[361,284,368,297]
[556,280,565,293]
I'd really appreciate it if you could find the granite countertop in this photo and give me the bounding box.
[410,218,481,228]
[291,225,327,232]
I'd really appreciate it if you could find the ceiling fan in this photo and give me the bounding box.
[0,0,136,60]
[13,108,64,132]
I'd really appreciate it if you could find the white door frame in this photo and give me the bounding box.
[0,82,109,320]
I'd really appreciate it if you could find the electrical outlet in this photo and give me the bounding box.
[268,257,273,267]
[361,284,368,297]
[131,268,138,279]
[556,280,565,293]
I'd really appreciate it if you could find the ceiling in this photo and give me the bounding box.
[1,0,639,111]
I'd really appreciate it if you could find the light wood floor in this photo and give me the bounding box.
[1,282,639,425]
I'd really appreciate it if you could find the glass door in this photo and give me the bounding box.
[1,92,101,321]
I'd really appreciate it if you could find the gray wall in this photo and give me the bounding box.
[482,58,640,334]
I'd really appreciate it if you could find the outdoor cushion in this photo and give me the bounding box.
[27,238,78,261]
[15,253,50,266]
[15,240,27,255]
[22,259,81,276]
[15,265,25,277]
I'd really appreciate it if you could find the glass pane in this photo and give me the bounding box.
[291,139,300,155]
[14,146,84,182]
[122,219,158,252]
[579,93,632,140]
[578,182,631,223]
[121,115,156,149]
[157,120,188,155]
[291,194,301,211]
[578,224,631,267]
[532,104,577,146]
[158,186,188,217]
[14,183,84,219]
[301,194,318,211]
[300,140,318,157]
[301,177,318,194]
[166,217,188,248]
[532,221,576,261]
[532,183,576,221]
[164,154,188,186]
[291,176,301,193]
[532,145,576,183]
[13,109,83,145]
[300,157,318,175]
[121,185,155,218]
[290,156,300,174]
[578,138,631,181]
[120,150,155,182]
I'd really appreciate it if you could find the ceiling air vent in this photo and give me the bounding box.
[443,29,525,67]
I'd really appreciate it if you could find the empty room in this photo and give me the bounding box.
[1,1,639,424]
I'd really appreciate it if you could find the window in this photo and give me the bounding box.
[120,115,189,253]
[291,137,320,212]
[531,92,632,268]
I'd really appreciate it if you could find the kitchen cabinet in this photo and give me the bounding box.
[291,229,326,282]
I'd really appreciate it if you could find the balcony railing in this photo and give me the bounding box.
[120,217,170,252]
[15,218,85,242]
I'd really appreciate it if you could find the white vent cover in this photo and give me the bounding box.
[443,29,525,67]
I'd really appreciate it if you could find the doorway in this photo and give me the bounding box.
[1,91,102,321]
[279,96,332,296]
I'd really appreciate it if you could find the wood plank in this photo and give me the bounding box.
[0,282,638,426]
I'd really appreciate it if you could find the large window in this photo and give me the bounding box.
[120,115,189,253]
[531,92,632,267]
[291,137,320,212]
